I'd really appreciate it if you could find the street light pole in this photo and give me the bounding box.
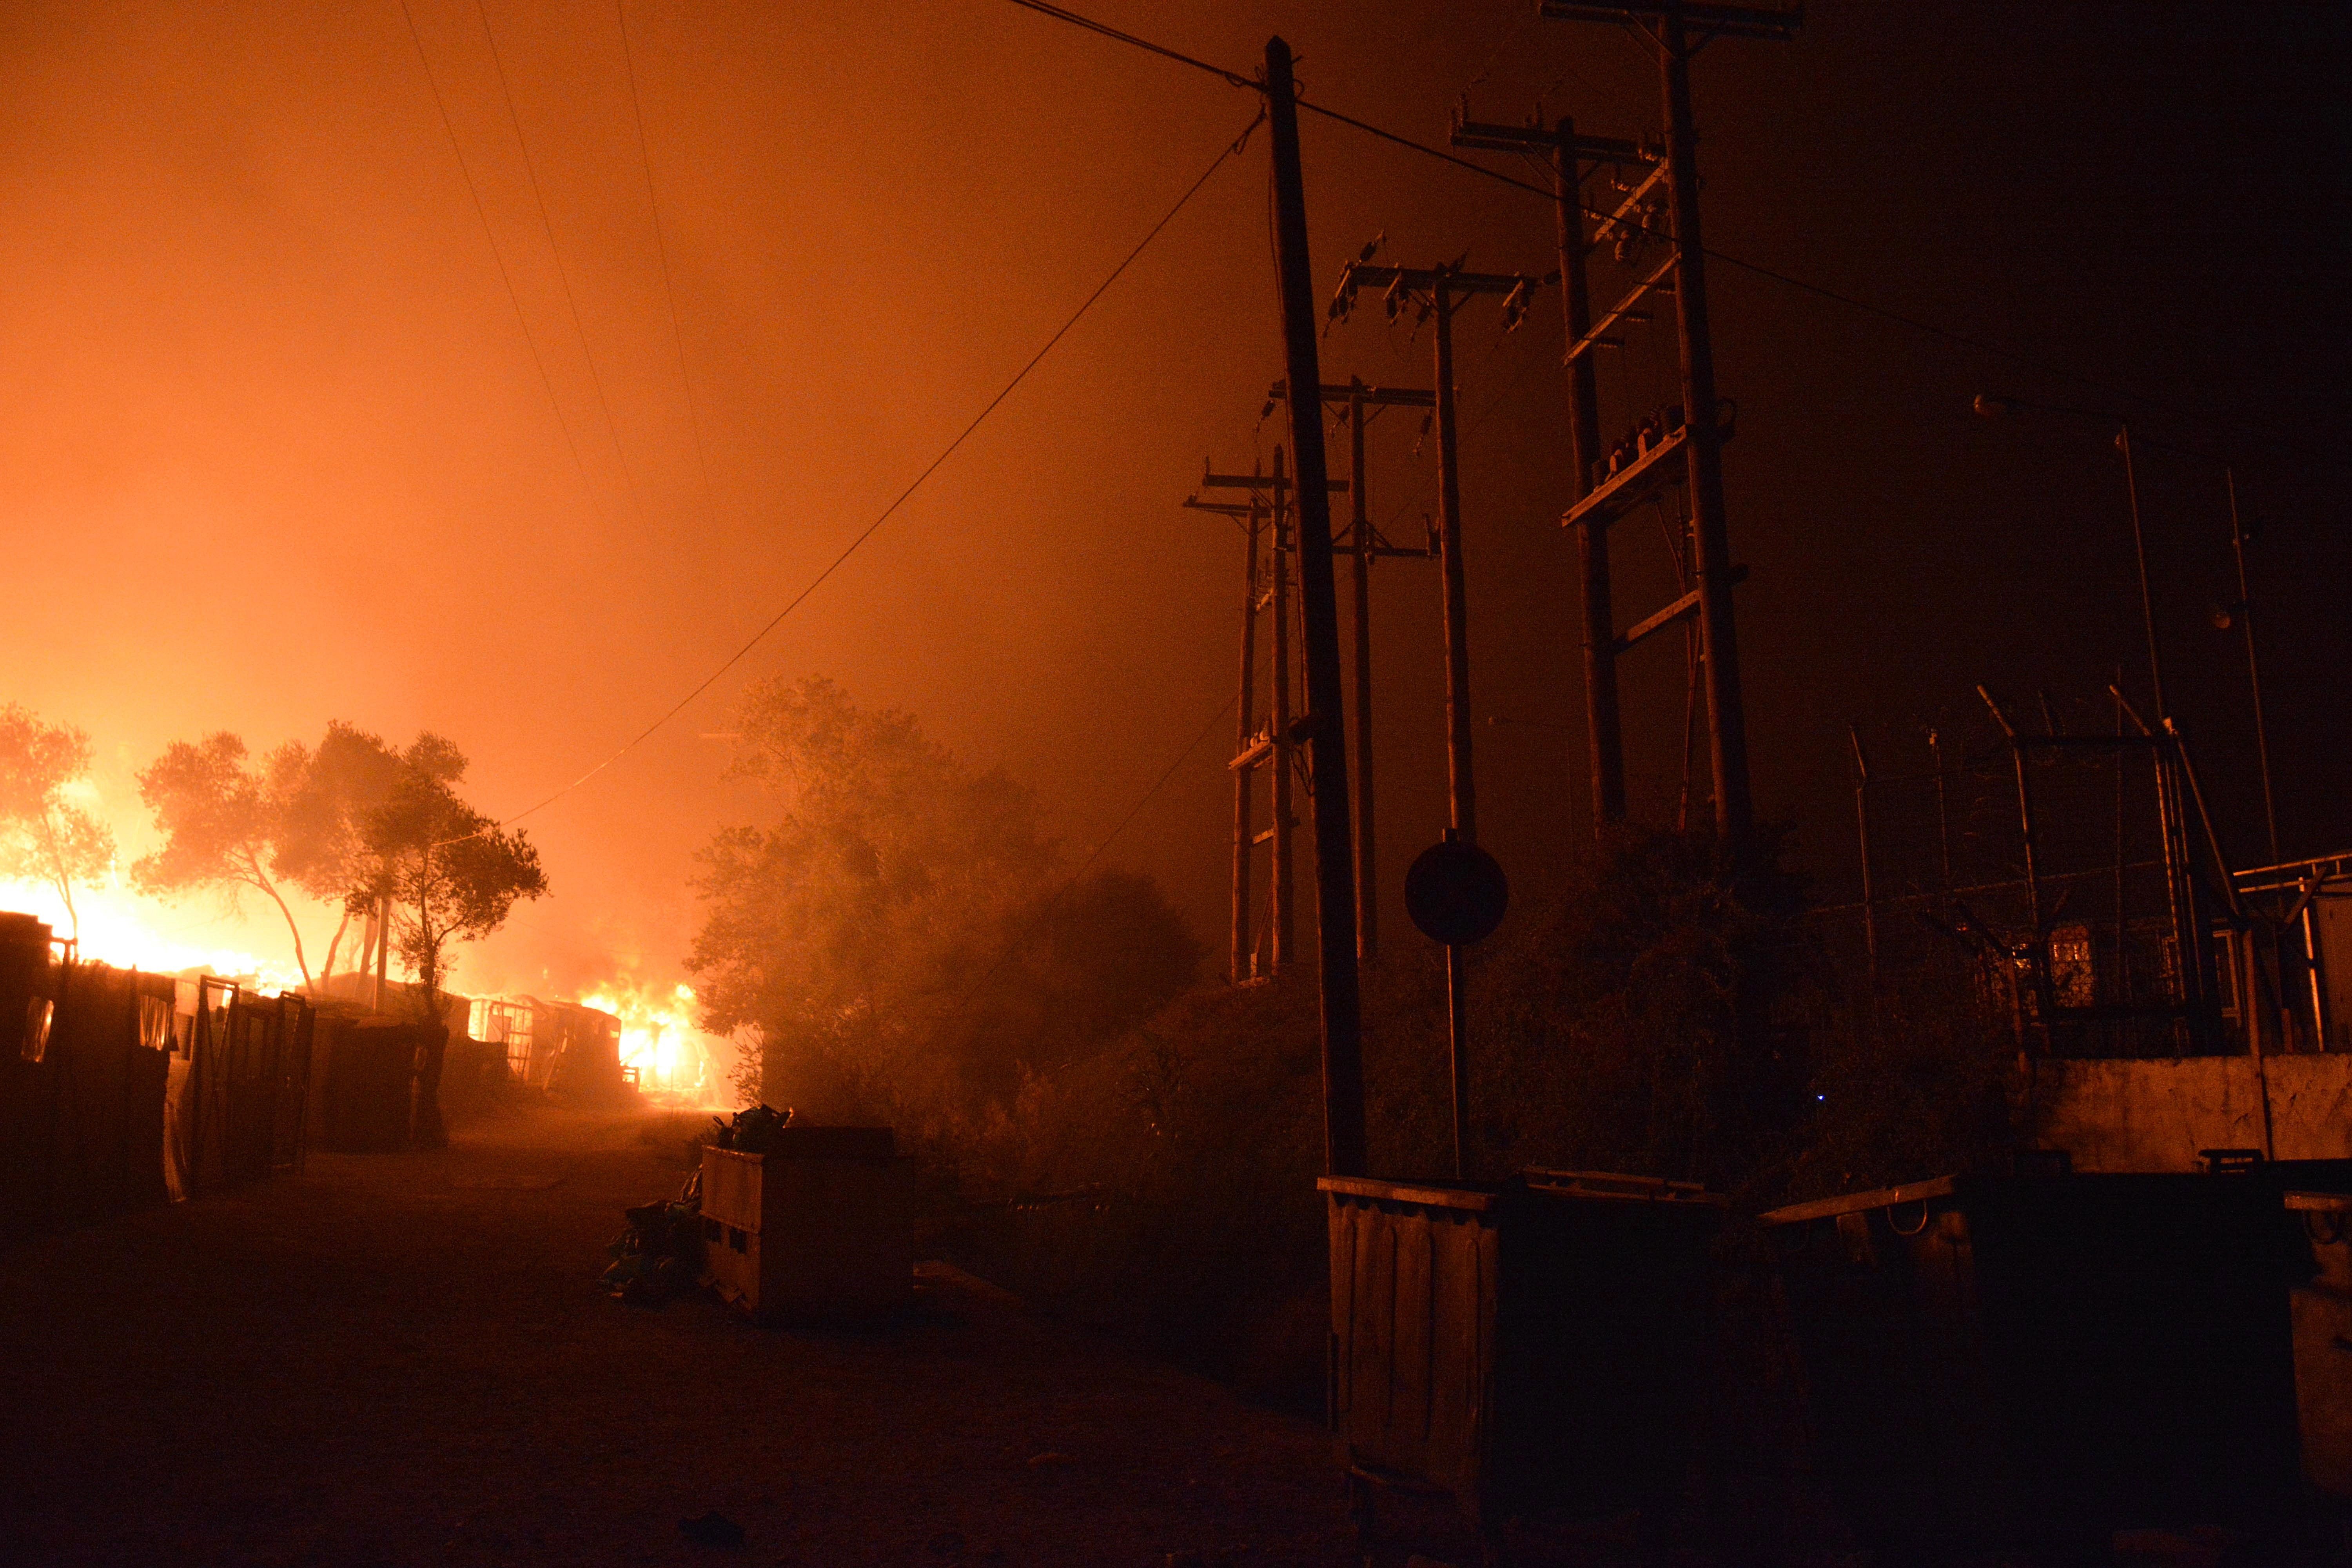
[2226,468,2281,862]
[2114,423,2167,723]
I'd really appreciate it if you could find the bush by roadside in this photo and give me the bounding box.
[935,824,2024,1423]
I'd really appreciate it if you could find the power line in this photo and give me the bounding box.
[397,0,603,518]
[996,0,2279,437]
[615,0,718,510]
[1002,0,1254,88]
[472,0,648,519]
[470,114,1260,839]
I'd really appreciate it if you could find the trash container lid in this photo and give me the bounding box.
[1760,1175,1960,1227]
[2287,1191,2352,1214]
[1523,1168,1729,1208]
[1317,1175,1503,1213]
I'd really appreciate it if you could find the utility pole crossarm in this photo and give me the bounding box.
[1268,378,1436,410]
[1203,469,1348,494]
[1613,564,1749,655]
[1568,252,1679,365]
[1602,160,1673,227]
[1336,261,1545,296]
[1185,494,1429,557]
[1539,0,1801,42]
[1450,118,1657,167]
[1561,407,1739,531]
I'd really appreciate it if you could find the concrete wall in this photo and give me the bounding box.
[2032,1053,2352,1172]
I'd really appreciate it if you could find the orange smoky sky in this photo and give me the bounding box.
[0,2,2343,994]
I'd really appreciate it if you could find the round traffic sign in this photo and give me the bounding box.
[1404,836,1509,946]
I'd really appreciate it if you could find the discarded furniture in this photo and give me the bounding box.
[1763,1172,2310,1557]
[1321,1168,1724,1555]
[700,1126,915,1325]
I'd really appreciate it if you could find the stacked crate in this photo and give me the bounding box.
[700,1126,915,1324]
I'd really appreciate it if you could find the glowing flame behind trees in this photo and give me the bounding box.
[0,704,116,940]
[268,722,419,986]
[131,721,545,1016]
[687,677,1200,1138]
[358,733,546,1025]
[133,732,324,985]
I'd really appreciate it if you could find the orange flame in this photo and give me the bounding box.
[581,978,726,1103]
[0,873,305,991]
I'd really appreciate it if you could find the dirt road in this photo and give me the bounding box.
[0,1107,1431,1568]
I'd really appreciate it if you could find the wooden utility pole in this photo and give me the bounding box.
[1350,388,1374,959]
[1432,282,1474,844]
[1540,0,1794,841]
[1453,114,1655,838]
[1269,376,1437,964]
[1659,11,1751,840]
[1192,459,1351,980]
[1559,116,1623,837]
[1231,498,1263,982]
[1264,34,1365,1180]
[2226,470,2280,864]
[1329,260,1547,848]
[1269,448,1297,966]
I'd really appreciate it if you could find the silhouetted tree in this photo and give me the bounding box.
[270,721,408,984]
[354,733,545,1145]
[134,733,319,984]
[0,705,115,940]
[365,743,543,1009]
[689,677,1198,1132]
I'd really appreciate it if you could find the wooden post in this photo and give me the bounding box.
[1556,115,1624,838]
[1349,384,1378,963]
[1432,275,1477,844]
[1447,938,1471,1176]
[1264,35,1366,1180]
[1270,446,1296,971]
[1231,500,1263,982]
[1659,13,1754,841]
[373,895,389,1012]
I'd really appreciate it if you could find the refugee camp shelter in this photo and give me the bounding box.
[467,994,628,1103]
[0,912,317,1236]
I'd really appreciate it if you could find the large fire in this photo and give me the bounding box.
[0,873,305,992]
[1,866,735,1108]
[583,978,727,1105]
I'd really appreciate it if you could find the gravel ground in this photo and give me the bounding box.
[0,1105,1529,1568]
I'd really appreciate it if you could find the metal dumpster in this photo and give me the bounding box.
[1763,1173,2311,1557]
[2286,1191,2352,1507]
[700,1126,915,1325]
[1322,1169,1725,1550]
